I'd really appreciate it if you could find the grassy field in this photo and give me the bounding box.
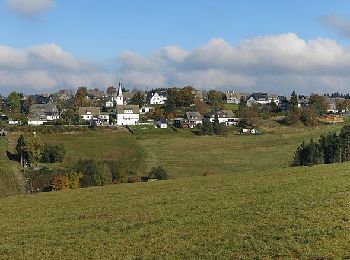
[1,163,350,258]
[0,136,24,197]
[38,131,146,172]
[1,125,350,258]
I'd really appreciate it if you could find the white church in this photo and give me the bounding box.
[115,81,140,126]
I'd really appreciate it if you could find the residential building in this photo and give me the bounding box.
[115,105,140,126]
[225,91,241,104]
[28,104,60,125]
[205,109,239,126]
[79,107,100,122]
[174,112,203,128]
[150,93,167,105]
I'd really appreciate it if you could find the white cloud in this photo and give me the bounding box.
[117,33,350,94]
[6,0,54,16]
[3,33,350,95]
[0,43,115,94]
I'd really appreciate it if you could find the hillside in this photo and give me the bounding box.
[1,163,350,258]
[0,137,24,197]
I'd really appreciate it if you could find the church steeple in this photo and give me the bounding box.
[116,80,124,105]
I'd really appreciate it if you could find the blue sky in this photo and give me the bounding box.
[1,0,350,94]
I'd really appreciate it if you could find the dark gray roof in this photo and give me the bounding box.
[115,105,139,114]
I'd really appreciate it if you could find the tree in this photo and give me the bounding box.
[7,91,21,113]
[309,94,329,115]
[41,143,66,163]
[106,86,116,96]
[16,134,27,166]
[74,86,88,109]
[300,105,318,126]
[200,118,214,135]
[208,90,224,108]
[67,171,82,189]
[285,107,301,125]
[129,91,146,108]
[76,160,112,187]
[148,166,168,180]
[290,91,298,108]
[237,107,259,127]
[210,114,224,135]
[25,134,43,166]
[50,174,69,191]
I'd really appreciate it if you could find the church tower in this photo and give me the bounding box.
[116,80,124,105]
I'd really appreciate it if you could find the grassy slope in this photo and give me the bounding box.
[1,164,350,258]
[138,125,343,177]
[1,125,350,258]
[0,136,23,197]
[40,131,146,172]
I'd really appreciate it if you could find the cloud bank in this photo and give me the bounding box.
[6,0,54,16]
[119,33,350,94]
[0,43,115,94]
[2,33,350,95]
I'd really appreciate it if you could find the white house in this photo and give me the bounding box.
[246,93,279,107]
[105,100,114,108]
[150,93,167,105]
[28,104,60,125]
[115,105,140,126]
[206,110,239,126]
[79,107,100,122]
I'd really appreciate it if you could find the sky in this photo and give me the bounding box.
[1,0,350,95]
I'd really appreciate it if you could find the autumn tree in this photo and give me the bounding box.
[74,86,88,109]
[300,105,318,126]
[106,86,117,96]
[309,94,329,115]
[208,90,224,108]
[51,174,69,191]
[285,107,301,125]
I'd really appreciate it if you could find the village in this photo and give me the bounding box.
[0,82,347,135]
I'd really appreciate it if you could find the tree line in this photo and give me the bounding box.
[292,125,350,166]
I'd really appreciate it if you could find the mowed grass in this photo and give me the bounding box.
[138,125,344,177]
[1,163,350,258]
[39,131,146,171]
[0,137,23,197]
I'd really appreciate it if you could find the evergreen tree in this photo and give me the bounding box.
[200,118,214,135]
[290,91,298,108]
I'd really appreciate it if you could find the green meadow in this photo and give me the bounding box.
[1,125,350,258]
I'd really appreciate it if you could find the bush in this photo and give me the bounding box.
[50,174,69,191]
[42,143,66,163]
[148,166,168,180]
[76,159,112,187]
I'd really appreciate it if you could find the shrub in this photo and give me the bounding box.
[42,143,66,163]
[148,166,168,180]
[50,174,69,191]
